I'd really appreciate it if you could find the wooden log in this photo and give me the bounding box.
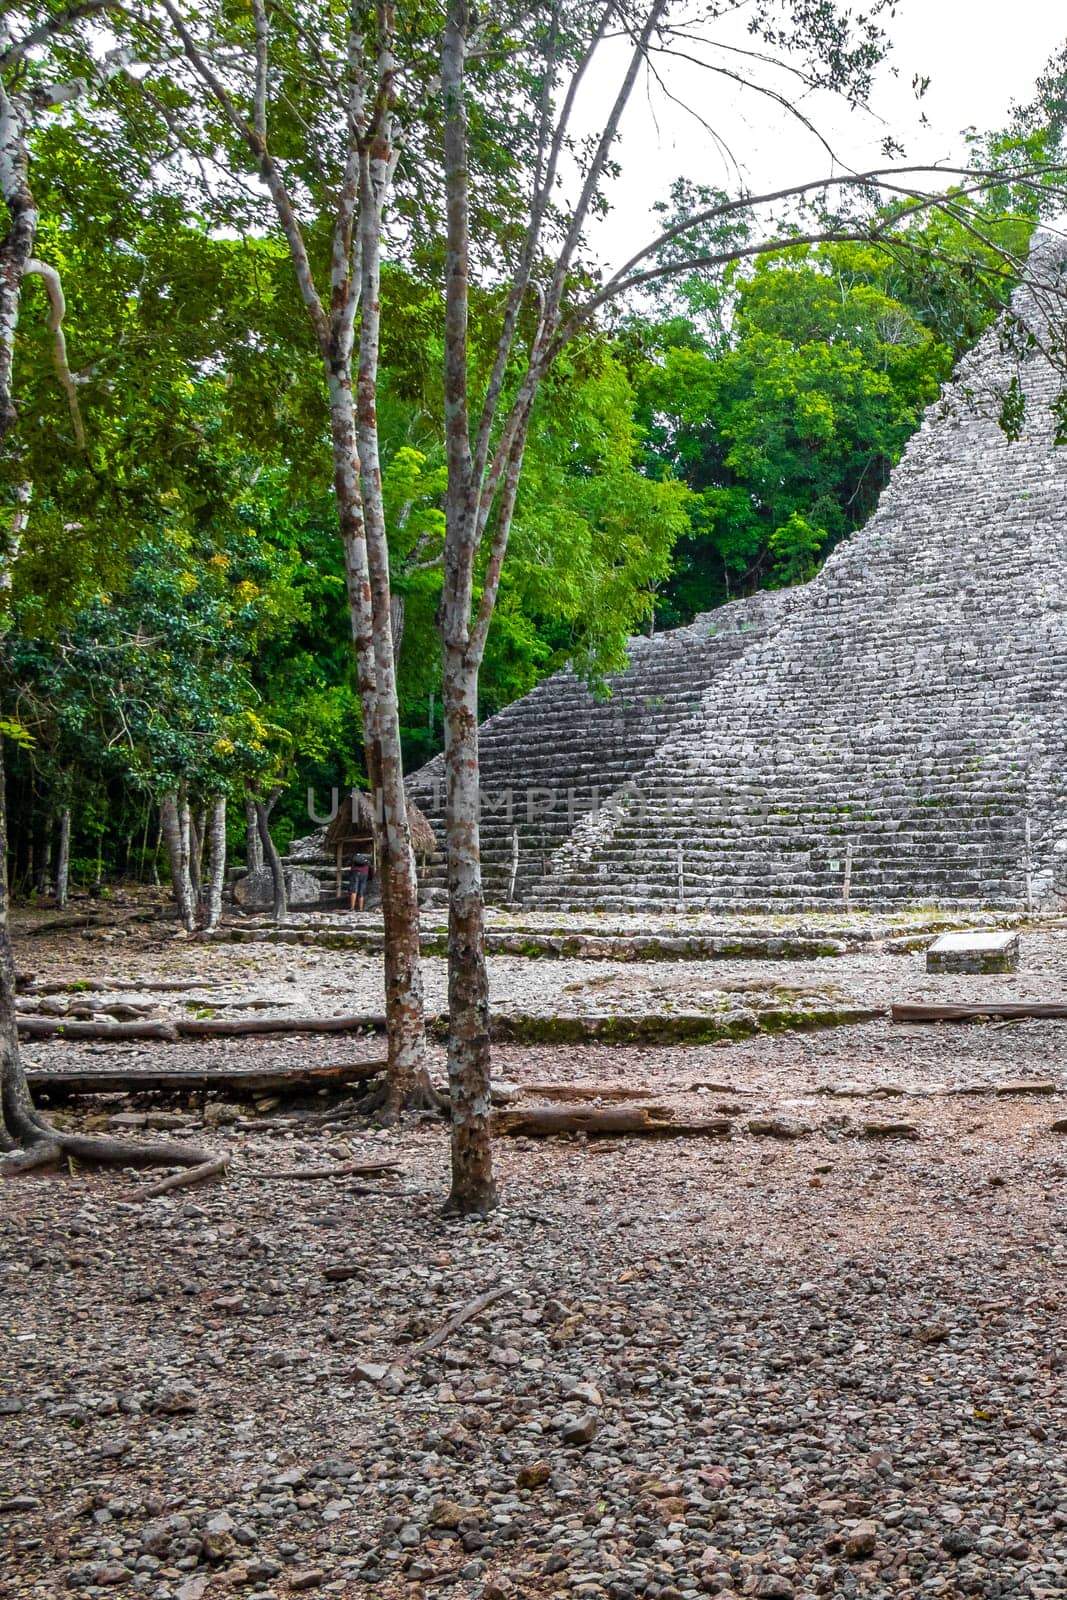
[502,1082,657,1103]
[892,1002,1067,1023]
[18,1012,385,1043]
[492,1103,733,1139]
[176,1013,382,1038]
[19,978,234,996]
[23,908,160,937]
[18,1017,179,1042]
[26,1059,385,1099]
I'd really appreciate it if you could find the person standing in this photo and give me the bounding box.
[348,852,371,912]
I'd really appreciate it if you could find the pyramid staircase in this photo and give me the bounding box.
[410,243,1067,912]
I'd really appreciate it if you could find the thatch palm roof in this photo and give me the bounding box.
[325,789,436,858]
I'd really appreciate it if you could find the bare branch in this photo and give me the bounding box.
[251,0,269,142]
[154,0,329,351]
[0,1,122,68]
[24,257,86,448]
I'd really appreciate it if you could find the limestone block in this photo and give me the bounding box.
[926,930,1020,974]
[234,866,322,909]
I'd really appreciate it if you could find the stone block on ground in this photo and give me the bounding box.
[926,930,1020,974]
[234,865,322,909]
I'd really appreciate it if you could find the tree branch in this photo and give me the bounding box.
[24,257,85,448]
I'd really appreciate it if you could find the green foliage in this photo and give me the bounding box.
[630,223,1035,622]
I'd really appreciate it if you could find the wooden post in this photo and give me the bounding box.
[507,826,519,904]
[1025,815,1033,913]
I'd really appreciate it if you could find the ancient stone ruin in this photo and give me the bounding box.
[409,241,1067,911]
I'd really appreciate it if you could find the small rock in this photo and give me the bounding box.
[941,1527,977,1556]
[516,1461,552,1490]
[845,1520,878,1558]
[175,1579,210,1600]
[748,1115,809,1139]
[156,1386,198,1415]
[246,1557,282,1580]
[563,1380,602,1407]
[352,1361,389,1384]
[429,1499,476,1529]
[560,1412,598,1446]
[289,1572,327,1593]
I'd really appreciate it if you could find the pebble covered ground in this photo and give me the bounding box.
[3,915,1066,1600]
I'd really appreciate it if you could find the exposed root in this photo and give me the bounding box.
[1,1124,219,1179]
[356,1067,449,1122]
[1,1140,62,1175]
[134,1155,229,1200]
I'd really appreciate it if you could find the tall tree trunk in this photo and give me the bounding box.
[245,795,264,875]
[0,736,48,1151]
[54,804,70,909]
[390,594,405,666]
[254,788,287,920]
[34,824,51,897]
[202,795,226,933]
[353,118,430,1118]
[0,91,37,447]
[159,791,198,933]
[442,652,496,1212]
[185,799,203,908]
[437,1,497,1208]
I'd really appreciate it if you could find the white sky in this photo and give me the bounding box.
[578,2,1066,272]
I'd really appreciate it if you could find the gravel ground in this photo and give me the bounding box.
[13,913,1067,1026]
[3,921,1066,1600]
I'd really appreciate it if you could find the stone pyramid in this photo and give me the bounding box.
[410,239,1067,911]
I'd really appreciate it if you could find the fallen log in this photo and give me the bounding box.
[492,1103,733,1139]
[26,1059,385,1099]
[23,908,161,937]
[18,1017,179,1042]
[177,1013,382,1038]
[501,1082,657,1103]
[892,1002,1067,1023]
[20,978,234,996]
[18,1012,385,1043]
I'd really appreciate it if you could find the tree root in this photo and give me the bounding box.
[1,1123,220,1179]
[355,1068,449,1122]
[134,1155,229,1200]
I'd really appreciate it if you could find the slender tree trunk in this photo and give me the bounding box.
[54,804,70,909]
[353,122,429,1118]
[185,800,203,906]
[390,594,405,666]
[254,788,287,920]
[442,652,496,1212]
[202,795,226,933]
[245,795,264,875]
[34,827,51,897]
[160,791,198,932]
[0,736,48,1151]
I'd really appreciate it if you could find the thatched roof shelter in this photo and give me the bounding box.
[325,789,436,859]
